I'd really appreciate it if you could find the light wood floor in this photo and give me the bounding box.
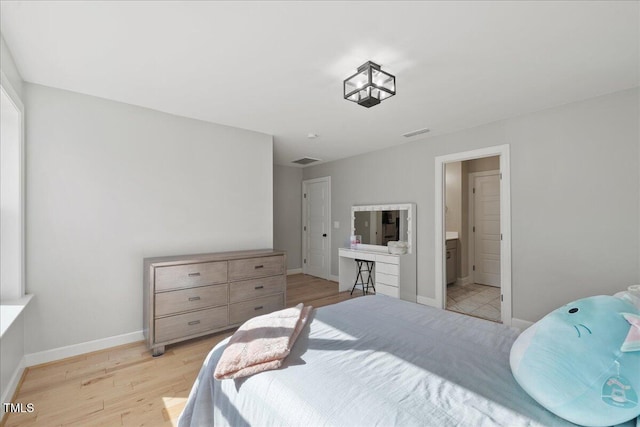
[2,274,359,427]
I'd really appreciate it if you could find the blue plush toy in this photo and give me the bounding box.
[510,295,640,427]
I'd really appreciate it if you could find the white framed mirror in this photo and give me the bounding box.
[351,203,415,253]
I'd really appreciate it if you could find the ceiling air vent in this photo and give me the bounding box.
[292,157,321,165]
[402,127,430,138]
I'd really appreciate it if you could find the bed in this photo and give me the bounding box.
[178,295,635,427]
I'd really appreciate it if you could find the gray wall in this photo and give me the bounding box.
[445,162,462,234]
[1,34,23,99]
[304,88,640,322]
[467,156,500,173]
[273,165,302,270]
[24,83,274,354]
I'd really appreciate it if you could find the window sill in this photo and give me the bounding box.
[0,294,33,338]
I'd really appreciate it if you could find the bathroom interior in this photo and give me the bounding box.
[445,156,502,322]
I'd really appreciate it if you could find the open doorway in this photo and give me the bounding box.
[434,145,512,325]
[444,158,501,321]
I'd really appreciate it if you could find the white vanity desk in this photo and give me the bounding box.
[339,203,417,303]
[338,247,412,299]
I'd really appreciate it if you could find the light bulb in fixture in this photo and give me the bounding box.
[343,61,396,108]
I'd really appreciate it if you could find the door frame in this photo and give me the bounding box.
[0,71,26,300]
[468,170,500,286]
[434,145,512,325]
[302,176,331,280]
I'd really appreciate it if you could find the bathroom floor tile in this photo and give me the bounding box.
[488,297,502,309]
[446,283,501,323]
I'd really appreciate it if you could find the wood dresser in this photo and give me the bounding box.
[143,249,286,356]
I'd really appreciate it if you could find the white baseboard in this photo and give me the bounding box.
[329,274,339,283]
[25,330,144,367]
[511,318,534,332]
[287,268,302,275]
[417,295,440,308]
[416,298,533,333]
[0,356,26,421]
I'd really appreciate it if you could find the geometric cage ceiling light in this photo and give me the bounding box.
[343,61,396,108]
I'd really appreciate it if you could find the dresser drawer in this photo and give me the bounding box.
[228,256,284,281]
[155,261,227,292]
[230,275,285,303]
[154,306,228,343]
[155,284,228,317]
[229,293,284,325]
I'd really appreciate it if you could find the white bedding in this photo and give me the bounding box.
[179,295,635,427]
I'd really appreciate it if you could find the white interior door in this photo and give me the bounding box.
[303,177,330,279]
[473,173,501,287]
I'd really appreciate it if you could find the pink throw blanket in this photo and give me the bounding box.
[214,303,313,380]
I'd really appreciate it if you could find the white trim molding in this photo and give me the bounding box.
[434,144,513,325]
[287,268,303,275]
[0,71,26,301]
[0,356,25,421]
[417,295,439,308]
[511,318,534,332]
[0,294,32,338]
[25,330,144,367]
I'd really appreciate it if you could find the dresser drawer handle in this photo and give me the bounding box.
[188,296,201,301]
[254,306,264,311]
[254,265,264,269]
[188,272,201,277]
[188,320,201,326]
[254,285,264,290]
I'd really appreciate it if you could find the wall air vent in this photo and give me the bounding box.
[402,127,430,138]
[292,157,321,165]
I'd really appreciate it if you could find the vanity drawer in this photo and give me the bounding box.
[353,252,376,261]
[229,294,284,325]
[446,239,458,250]
[376,262,399,276]
[376,283,399,298]
[228,256,285,281]
[230,275,286,303]
[154,306,228,343]
[376,272,398,287]
[155,284,228,317]
[375,254,399,264]
[155,261,227,292]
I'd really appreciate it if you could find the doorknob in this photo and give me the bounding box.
[322,233,327,237]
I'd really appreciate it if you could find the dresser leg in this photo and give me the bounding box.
[152,346,165,357]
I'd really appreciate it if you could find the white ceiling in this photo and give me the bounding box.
[1,1,638,167]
